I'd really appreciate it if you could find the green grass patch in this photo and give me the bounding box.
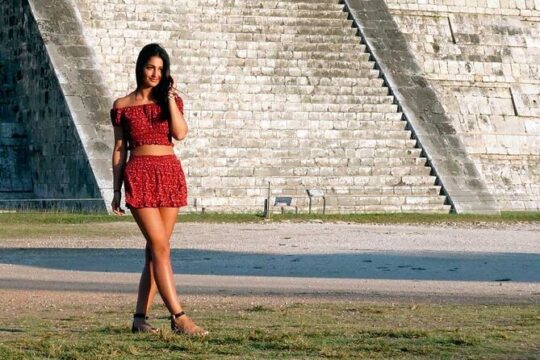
[0,212,134,224]
[0,302,538,359]
[0,210,539,225]
[1,211,538,239]
[269,211,540,224]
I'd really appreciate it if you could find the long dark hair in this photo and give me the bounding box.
[135,43,174,113]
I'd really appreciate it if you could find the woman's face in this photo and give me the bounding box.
[143,56,163,87]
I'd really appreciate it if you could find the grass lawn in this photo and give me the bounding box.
[0,300,538,359]
[1,211,538,358]
[0,210,539,225]
[0,302,540,359]
[1,211,538,239]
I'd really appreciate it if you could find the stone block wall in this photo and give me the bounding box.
[384,0,540,210]
[4,0,537,213]
[0,2,33,203]
[71,0,449,213]
[0,0,106,212]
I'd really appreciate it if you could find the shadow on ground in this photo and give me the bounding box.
[0,248,538,282]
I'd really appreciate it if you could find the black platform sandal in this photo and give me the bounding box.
[131,313,160,334]
[170,311,209,337]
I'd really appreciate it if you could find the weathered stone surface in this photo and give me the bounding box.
[0,0,107,212]
[346,0,501,213]
[54,0,448,214]
[380,0,540,211]
[15,0,538,213]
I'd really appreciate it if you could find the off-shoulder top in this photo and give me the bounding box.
[110,95,184,150]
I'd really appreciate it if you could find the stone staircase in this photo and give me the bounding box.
[78,0,451,213]
[382,0,540,212]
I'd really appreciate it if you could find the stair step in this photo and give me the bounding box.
[182,64,380,76]
[297,139,418,148]
[171,1,345,11]
[166,50,369,61]
[168,41,366,53]
[193,93,393,104]
[260,185,442,196]
[192,191,445,205]
[355,157,428,166]
[185,83,388,96]
[316,148,423,158]
[193,8,349,19]
[175,32,361,45]
[190,139,418,150]
[124,48,370,61]
[179,66,378,78]
[195,157,429,168]
[191,129,412,140]
[109,20,359,35]
[187,202,451,214]
[155,14,354,26]
[310,204,452,214]
[185,147,424,160]
[180,77,384,88]
[191,175,437,188]
[184,25,357,37]
[185,54,372,66]
[178,57,375,70]
[321,195,447,205]
[189,165,432,177]
[186,101,398,113]
[189,197,450,214]
[327,185,442,196]
[188,184,443,197]
[192,120,407,131]
[182,17,354,28]
[188,110,402,121]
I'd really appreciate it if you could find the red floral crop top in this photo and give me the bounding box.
[110,95,184,150]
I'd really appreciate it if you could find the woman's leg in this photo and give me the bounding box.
[133,208,179,315]
[133,208,181,314]
[157,206,180,304]
[133,206,207,335]
[131,207,182,315]
[130,219,159,332]
[134,243,159,316]
[156,207,207,335]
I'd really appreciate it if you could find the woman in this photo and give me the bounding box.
[110,43,208,337]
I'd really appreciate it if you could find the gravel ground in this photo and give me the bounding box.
[1,221,539,312]
[2,221,539,253]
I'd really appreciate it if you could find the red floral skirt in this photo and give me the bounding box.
[124,154,188,208]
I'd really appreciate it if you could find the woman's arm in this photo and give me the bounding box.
[168,91,188,140]
[111,103,127,215]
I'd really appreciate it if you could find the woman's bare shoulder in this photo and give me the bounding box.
[112,94,134,109]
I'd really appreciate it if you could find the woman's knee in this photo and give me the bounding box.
[149,239,171,259]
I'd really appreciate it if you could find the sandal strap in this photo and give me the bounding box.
[171,310,185,320]
[133,312,149,320]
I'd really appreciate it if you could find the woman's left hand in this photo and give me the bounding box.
[168,84,177,100]
[111,192,125,216]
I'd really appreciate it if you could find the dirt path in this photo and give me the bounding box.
[1,221,539,312]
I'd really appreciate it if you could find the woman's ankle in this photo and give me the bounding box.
[171,310,185,320]
[133,312,148,321]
